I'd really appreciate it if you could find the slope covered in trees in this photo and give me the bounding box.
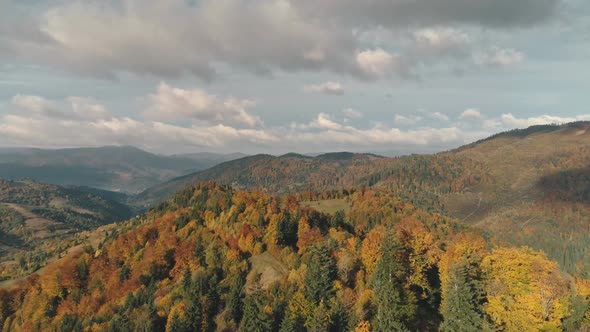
[0,146,242,193]
[135,121,590,278]
[0,178,133,279]
[1,182,588,331]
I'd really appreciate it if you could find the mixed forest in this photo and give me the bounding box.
[0,182,589,331]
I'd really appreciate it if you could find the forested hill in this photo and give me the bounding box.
[133,121,590,278]
[0,178,133,279]
[2,182,588,331]
[0,146,243,193]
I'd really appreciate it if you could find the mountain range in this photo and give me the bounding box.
[0,146,245,193]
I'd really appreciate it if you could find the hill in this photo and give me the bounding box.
[1,182,586,331]
[0,178,133,279]
[134,121,590,277]
[132,152,391,206]
[0,146,243,193]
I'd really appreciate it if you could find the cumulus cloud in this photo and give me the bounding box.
[11,95,111,121]
[304,81,344,95]
[342,108,363,119]
[0,91,489,153]
[147,82,261,127]
[475,47,525,66]
[412,27,471,57]
[501,113,590,127]
[460,108,483,120]
[430,112,450,121]
[0,0,548,81]
[394,114,423,126]
[356,48,400,79]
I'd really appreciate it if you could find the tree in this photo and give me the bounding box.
[439,261,483,332]
[304,245,337,305]
[371,234,415,332]
[227,273,245,323]
[307,301,331,332]
[240,289,273,332]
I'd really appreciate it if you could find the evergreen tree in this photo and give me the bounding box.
[279,311,303,332]
[371,234,415,332]
[167,312,186,332]
[227,273,245,323]
[304,245,337,305]
[307,301,331,332]
[440,262,483,332]
[240,289,273,332]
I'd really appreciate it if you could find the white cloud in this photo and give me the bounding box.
[356,48,398,79]
[412,27,470,56]
[475,47,525,66]
[312,113,343,130]
[460,108,483,120]
[304,81,344,95]
[430,112,450,121]
[394,114,423,125]
[501,113,590,127]
[342,108,363,119]
[0,92,488,153]
[148,82,260,127]
[11,95,111,121]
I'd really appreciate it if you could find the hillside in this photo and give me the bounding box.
[134,122,590,278]
[2,182,587,331]
[0,178,133,279]
[0,146,243,193]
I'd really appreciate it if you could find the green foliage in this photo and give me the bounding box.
[372,234,416,332]
[304,245,337,305]
[439,261,484,332]
[240,289,273,332]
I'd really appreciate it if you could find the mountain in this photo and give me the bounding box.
[1,182,585,331]
[0,178,133,279]
[134,121,590,277]
[132,152,391,206]
[0,146,243,193]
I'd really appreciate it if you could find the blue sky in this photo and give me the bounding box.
[0,0,589,155]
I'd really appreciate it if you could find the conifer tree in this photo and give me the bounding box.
[227,273,245,323]
[304,245,337,305]
[439,261,483,332]
[371,234,415,332]
[240,288,273,332]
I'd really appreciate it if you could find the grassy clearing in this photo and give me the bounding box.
[300,198,351,215]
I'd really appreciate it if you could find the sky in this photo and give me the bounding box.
[0,0,589,155]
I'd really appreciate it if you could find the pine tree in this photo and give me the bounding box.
[307,301,331,332]
[240,289,273,332]
[227,273,245,323]
[439,262,483,332]
[304,245,336,305]
[371,234,415,332]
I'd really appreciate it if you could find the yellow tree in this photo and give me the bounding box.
[482,247,571,332]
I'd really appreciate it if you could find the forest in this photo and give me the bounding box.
[1,182,588,331]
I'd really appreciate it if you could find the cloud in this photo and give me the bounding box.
[0,0,551,81]
[356,48,400,79]
[147,82,261,127]
[501,113,590,127]
[304,81,344,95]
[430,112,450,121]
[394,114,423,126]
[460,108,483,120]
[0,92,490,153]
[311,113,343,130]
[475,47,525,66]
[296,0,561,28]
[342,108,363,119]
[11,95,111,121]
[412,27,471,57]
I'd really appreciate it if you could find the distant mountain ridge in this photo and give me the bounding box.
[0,146,245,193]
[133,121,590,276]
